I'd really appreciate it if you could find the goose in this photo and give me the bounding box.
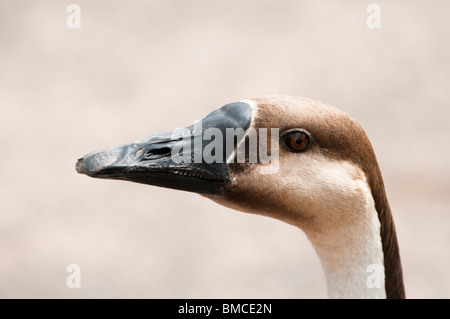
[76,95,405,299]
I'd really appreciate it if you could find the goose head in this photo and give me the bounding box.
[76,95,404,299]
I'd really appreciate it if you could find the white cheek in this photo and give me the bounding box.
[286,156,365,205]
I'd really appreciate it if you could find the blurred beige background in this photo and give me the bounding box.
[1,0,449,298]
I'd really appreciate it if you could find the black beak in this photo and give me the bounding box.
[76,102,253,194]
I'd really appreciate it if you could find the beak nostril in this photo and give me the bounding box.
[144,147,172,160]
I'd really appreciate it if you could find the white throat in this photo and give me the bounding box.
[306,184,386,298]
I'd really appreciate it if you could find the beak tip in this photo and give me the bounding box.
[76,157,93,175]
[75,158,85,174]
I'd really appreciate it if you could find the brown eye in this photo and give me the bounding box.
[281,130,311,152]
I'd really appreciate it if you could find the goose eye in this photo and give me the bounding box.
[281,130,311,152]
